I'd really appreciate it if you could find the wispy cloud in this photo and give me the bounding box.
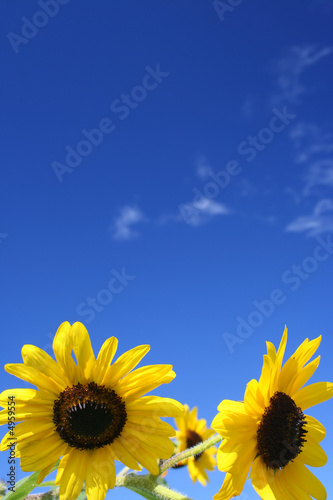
[303,160,333,196]
[111,205,147,241]
[271,44,332,105]
[286,199,333,237]
[178,198,230,226]
[285,122,333,235]
[195,156,212,179]
[290,122,333,164]
[288,122,333,196]
[111,198,231,241]
[237,178,258,197]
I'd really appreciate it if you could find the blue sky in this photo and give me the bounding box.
[1,1,333,498]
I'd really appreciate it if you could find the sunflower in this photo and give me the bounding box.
[173,404,217,486]
[0,321,184,500]
[212,326,333,500]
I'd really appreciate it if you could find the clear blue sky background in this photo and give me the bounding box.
[1,1,333,499]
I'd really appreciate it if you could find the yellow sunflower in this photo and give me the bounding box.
[0,321,184,500]
[173,404,217,486]
[212,326,333,500]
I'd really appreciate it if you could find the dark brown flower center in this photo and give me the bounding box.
[53,382,127,450]
[256,391,307,469]
[186,430,203,461]
[173,429,204,468]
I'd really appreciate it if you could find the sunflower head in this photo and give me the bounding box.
[0,321,184,500]
[173,404,217,486]
[212,326,333,500]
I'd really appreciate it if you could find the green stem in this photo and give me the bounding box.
[116,473,192,500]
[159,434,222,474]
[24,490,59,500]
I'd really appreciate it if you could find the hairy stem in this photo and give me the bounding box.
[159,434,222,473]
[116,473,192,500]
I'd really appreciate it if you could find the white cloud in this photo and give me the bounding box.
[287,123,333,199]
[178,198,230,226]
[271,44,332,105]
[195,156,212,179]
[111,205,147,241]
[111,197,231,240]
[303,160,333,196]
[290,123,333,164]
[284,186,301,204]
[237,178,258,197]
[285,199,333,237]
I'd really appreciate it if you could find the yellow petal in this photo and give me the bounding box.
[301,440,327,467]
[216,400,245,412]
[0,405,53,426]
[117,435,159,475]
[202,427,215,440]
[55,453,69,485]
[0,388,54,406]
[111,440,141,471]
[20,438,67,472]
[296,335,322,367]
[4,364,62,395]
[251,457,281,500]
[212,409,257,441]
[279,466,312,499]
[288,356,320,396]
[125,396,184,417]
[57,449,89,500]
[279,336,322,393]
[195,418,208,435]
[244,379,265,416]
[70,322,95,383]
[304,415,326,443]
[1,418,54,449]
[37,462,58,484]
[17,430,60,456]
[187,459,201,484]
[117,365,175,398]
[276,326,288,366]
[123,428,174,459]
[286,458,327,500]
[273,473,301,500]
[258,355,273,406]
[105,345,150,386]
[126,415,175,436]
[266,341,277,363]
[21,345,67,389]
[216,437,257,475]
[53,322,77,384]
[293,382,333,410]
[94,337,118,384]
[213,463,252,500]
[85,447,116,500]
[189,406,198,427]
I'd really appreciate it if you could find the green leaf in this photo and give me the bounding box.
[2,459,60,500]
[1,471,40,500]
[126,485,162,500]
[36,482,56,488]
[76,489,87,500]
